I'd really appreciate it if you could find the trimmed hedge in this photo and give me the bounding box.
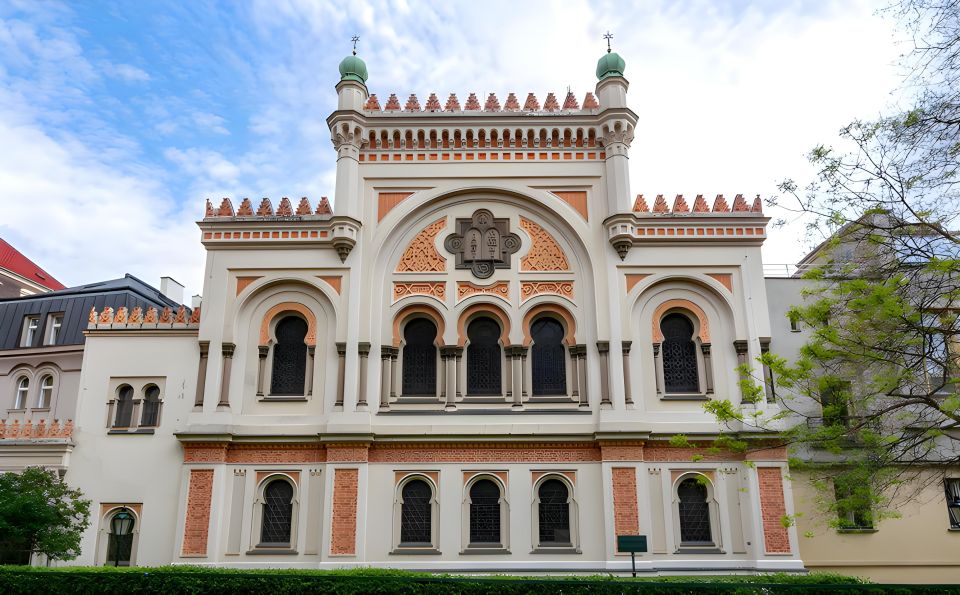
[0,566,948,594]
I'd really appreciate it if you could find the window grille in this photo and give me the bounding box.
[531,318,566,395]
[537,479,570,545]
[469,479,501,544]
[661,314,699,393]
[140,385,161,427]
[402,318,437,396]
[400,480,432,545]
[260,480,294,545]
[270,316,308,395]
[466,317,501,395]
[113,385,134,427]
[678,478,712,544]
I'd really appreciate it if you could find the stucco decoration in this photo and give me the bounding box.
[393,282,446,303]
[519,217,570,271]
[259,302,318,346]
[651,299,710,342]
[456,281,509,303]
[396,218,447,272]
[444,209,521,279]
[520,281,574,302]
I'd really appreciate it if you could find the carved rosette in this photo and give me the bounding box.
[519,217,570,271]
[396,218,447,272]
[393,282,446,303]
[444,209,521,279]
[520,281,574,302]
[456,281,510,303]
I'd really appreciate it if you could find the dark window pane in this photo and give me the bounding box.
[531,318,566,395]
[678,478,712,544]
[467,317,501,395]
[402,319,437,396]
[661,314,699,393]
[400,480,432,545]
[469,480,501,544]
[114,385,134,427]
[106,515,135,565]
[260,480,294,545]
[538,479,570,545]
[140,385,160,427]
[271,316,308,395]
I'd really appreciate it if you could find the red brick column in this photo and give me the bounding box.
[330,468,359,555]
[181,469,214,557]
[612,467,639,552]
[757,467,791,554]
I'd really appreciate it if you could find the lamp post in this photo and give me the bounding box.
[110,509,134,567]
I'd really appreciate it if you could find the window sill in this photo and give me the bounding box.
[390,547,441,555]
[395,396,443,404]
[107,428,156,435]
[30,408,51,413]
[836,528,878,534]
[462,545,509,555]
[462,396,508,404]
[260,395,308,402]
[247,547,298,555]
[6,408,26,414]
[675,546,723,554]
[526,396,578,404]
[661,394,709,401]
[530,546,580,554]
[948,528,960,532]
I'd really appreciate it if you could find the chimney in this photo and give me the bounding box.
[191,294,202,309]
[160,277,184,304]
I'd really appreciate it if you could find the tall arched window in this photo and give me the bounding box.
[105,509,135,566]
[661,313,699,393]
[260,480,294,546]
[677,477,712,544]
[468,479,501,545]
[400,479,433,545]
[13,377,28,409]
[37,375,53,409]
[113,385,134,427]
[531,317,566,395]
[402,318,437,396]
[537,479,571,545]
[140,385,161,427]
[270,316,308,395]
[466,317,501,395]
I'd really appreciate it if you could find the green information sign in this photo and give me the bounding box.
[617,535,647,577]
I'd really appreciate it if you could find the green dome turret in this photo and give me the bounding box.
[596,51,625,80]
[339,54,368,84]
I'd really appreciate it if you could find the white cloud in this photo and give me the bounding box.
[104,62,150,82]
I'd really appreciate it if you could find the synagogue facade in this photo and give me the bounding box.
[63,49,802,573]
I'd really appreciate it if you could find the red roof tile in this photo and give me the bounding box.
[0,238,65,291]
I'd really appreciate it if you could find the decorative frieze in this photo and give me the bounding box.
[519,281,574,302]
[88,306,199,329]
[456,281,509,303]
[519,217,570,271]
[0,419,73,439]
[393,282,446,303]
[396,218,446,272]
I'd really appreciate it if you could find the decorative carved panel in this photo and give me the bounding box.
[397,218,446,272]
[456,281,509,303]
[520,281,574,302]
[520,218,570,271]
[444,209,521,279]
[393,282,446,303]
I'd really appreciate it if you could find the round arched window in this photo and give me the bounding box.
[537,479,571,545]
[661,313,699,393]
[531,317,566,395]
[466,317,501,395]
[677,477,712,544]
[271,316,308,395]
[469,479,501,544]
[260,480,294,545]
[402,318,437,396]
[400,480,433,545]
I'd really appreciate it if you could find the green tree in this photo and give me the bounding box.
[706,0,959,528]
[0,467,91,563]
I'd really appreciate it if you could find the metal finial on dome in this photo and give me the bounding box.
[603,31,613,53]
[351,35,359,56]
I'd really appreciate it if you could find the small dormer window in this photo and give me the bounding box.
[22,316,39,347]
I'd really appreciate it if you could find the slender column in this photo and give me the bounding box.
[455,347,464,399]
[306,345,316,396]
[597,341,610,407]
[442,346,457,410]
[194,341,209,407]
[256,345,268,396]
[390,349,399,399]
[357,342,371,408]
[759,338,774,403]
[520,346,530,398]
[505,349,513,399]
[621,341,633,405]
[653,343,663,397]
[509,347,523,407]
[380,346,392,410]
[219,342,235,408]
[734,340,749,402]
[575,344,588,407]
[701,343,715,395]
[569,345,579,401]
[335,342,347,407]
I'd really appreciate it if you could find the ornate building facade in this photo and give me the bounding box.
[63,49,802,572]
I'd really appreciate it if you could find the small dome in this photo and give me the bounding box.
[339,54,368,84]
[596,51,626,80]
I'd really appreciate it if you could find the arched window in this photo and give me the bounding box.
[270,316,308,395]
[13,377,28,409]
[400,479,433,545]
[113,385,134,427]
[531,317,566,395]
[466,317,501,395]
[37,375,53,409]
[537,479,571,545]
[140,385,161,427]
[260,480,294,546]
[402,318,437,396]
[468,479,501,545]
[661,313,699,393]
[105,509,135,566]
[677,477,712,544]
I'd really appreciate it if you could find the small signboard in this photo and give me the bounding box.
[617,535,647,577]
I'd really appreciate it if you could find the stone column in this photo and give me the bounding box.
[256,345,268,396]
[653,343,663,397]
[194,341,209,408]
[335,342,347,407]
[356,342,371,408]
[597,341,611,407]
[306,345,316,396]
[442,346,457,410]
[759,338,774,403]
[569,345,580,401]
[390,349,399,400]
[734,340,750,402]
[520,346,530,399]
[219,342,235,408]
[455,347,464,399]
[380,346,393,410]
[621,341,633,406]
[701,343,715,395]
[509,347,523,408]
[575,344,588,407]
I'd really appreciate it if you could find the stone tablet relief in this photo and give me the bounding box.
[444,209,521,279]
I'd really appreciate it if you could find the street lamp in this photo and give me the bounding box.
[110,509,134,567]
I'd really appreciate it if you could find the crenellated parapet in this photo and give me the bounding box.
[363,90,599,115]
[0,418,74,440]
[86,305,200,330]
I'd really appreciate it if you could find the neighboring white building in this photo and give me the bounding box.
[63,48,802,573]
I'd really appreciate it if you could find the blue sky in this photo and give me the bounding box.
[0,0,903,297]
